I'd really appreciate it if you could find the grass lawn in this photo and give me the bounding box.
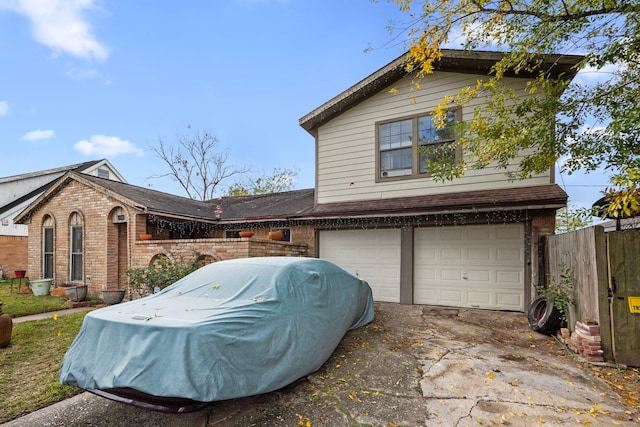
[0,280,68,317]
[0,311,88,423]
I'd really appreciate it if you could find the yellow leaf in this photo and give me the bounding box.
[487,371,495,379]
[53,313,58,321]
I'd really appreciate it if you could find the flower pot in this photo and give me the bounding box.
[0,302,12,348]
[239,231,254,238]
[102,290,126,305]
[268,231,283,241]
[30,279,53,296]
[139,233,152,240]
[65,285,88,302]
[14,270,26,278]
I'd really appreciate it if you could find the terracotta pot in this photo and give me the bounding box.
[102,290,126,305]
[139,233,152,240]
[14,270,26,278]
[268,231,283,241]
[239,231,254,238]
[0,302,12,348]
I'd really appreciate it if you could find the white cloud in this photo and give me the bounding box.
[0,0,109,62]
[0,101,9,116]
[74,135,143,157]
[66,67,101,80]
[21,129,54,141]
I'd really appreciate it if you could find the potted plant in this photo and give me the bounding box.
[64,284,88,302]
[102,288,126,305]
[29,278,53,296]
[139,233,152,240]
[0,302,12,348]
[239,231,254,238]
[268,230,283,241]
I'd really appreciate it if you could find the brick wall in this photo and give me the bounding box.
[131,237,309,268]
[23,178,313,298]
[24,180,136,295]
[0,235,28,278]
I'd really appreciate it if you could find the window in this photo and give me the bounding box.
[43,216,54,279]
[225,230,241,238]
[377,109,459,179]
[70,213,83,282]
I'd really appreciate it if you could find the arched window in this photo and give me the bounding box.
[70,212,83,282]
[42,215,54,279]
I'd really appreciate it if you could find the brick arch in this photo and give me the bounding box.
[149,253,168,266]
[68,210,85,226]
[196,254,217,268]
[42,213,56,227]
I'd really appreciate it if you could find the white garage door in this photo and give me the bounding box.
[414,224,524,311]
[319,229,401,302]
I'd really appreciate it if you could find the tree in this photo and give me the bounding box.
[382,0,640,209]
[150,129,250,200]
[555,204,594,234]
[225,167,299,196]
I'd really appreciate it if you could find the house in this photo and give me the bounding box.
[16,50,582,311]
[0,160,125,279]
[299,50,582,311]
[14,172,315,295]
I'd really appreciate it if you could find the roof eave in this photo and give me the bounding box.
[299,50,584,135]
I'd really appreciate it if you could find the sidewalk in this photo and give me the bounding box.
[11,306,94,323]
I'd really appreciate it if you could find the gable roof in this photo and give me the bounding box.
[299,49,584,135]
[0,159,123,217]
[15,172,315,225]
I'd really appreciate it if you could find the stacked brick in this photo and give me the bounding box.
[559,321,604,363]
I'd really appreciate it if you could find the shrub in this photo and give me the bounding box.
[536,263,576,324]
[126,252,199,297]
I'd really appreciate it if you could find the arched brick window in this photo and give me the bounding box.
[69,212,83,282]
[42,215,54,279]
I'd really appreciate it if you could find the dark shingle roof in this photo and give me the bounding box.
[69,173,315,222]
[306,184,567,218]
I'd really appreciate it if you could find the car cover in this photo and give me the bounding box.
[60,257,374,402]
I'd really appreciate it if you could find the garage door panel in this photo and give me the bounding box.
[468,291,492,305]
[319,229,401,303]
[497,248,522,261]
[468,270,491,282]
[414,224,525,311]
[468,248,491,260]
[497,292,523,307]
[496,270,522,285]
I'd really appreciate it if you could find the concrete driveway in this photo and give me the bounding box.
[4,303,639,426]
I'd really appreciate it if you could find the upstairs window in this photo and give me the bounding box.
[377,109,459,180]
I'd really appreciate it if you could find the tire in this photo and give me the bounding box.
[527,295,562,335]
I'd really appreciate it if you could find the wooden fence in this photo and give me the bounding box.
[546,226,640,366]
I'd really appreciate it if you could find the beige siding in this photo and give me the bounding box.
[316,71,552,204]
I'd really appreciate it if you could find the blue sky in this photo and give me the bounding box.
[0,0,609,208]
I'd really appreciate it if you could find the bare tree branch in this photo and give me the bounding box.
[149,129,250,200]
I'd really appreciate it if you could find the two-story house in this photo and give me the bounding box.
[300,50,582,311]
[15,50,582,311]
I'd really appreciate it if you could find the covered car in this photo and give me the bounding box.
[59,257,374,412]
